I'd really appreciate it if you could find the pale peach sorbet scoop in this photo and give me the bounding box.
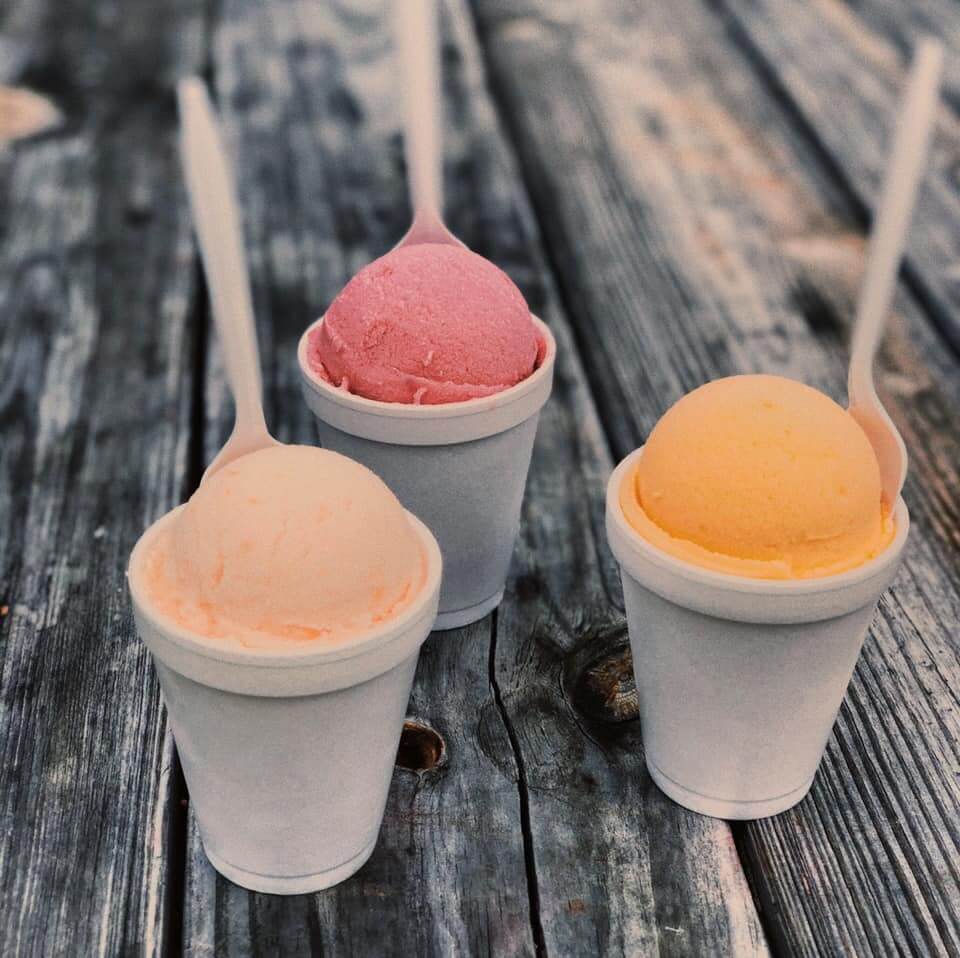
[308,243,542,405]
[620,374,896,579]
[141,445,426,647]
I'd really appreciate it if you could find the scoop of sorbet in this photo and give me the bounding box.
[621,374,895,579]
[308,243,541,404]
[142,445,425,646]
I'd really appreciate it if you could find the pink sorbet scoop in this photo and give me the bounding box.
[308,243,542,404]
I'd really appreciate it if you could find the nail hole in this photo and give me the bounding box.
[396,719,446,773]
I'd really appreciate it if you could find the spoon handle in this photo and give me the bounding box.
[849,40,943,403]
[177,77,267,435]
[394,0,443,220]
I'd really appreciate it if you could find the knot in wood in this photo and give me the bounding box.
[563,629,638,724]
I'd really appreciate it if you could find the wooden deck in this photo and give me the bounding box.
[1,0,958,954]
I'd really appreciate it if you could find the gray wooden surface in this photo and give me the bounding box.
[0,1,203,953]
[471,1,960,954]
[0,0,958,955]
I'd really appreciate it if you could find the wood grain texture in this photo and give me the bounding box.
[713,0,960,354]
[4,0,958,952]
[0,0,205,953]
[182,0,766,954]
[834,0,960,100]
[441,2,769,954]
[470,0,960,954]
[183,3,534,955]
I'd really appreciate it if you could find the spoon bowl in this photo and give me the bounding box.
[397,209,465,249]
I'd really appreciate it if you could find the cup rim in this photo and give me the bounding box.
[607,447,910,597]
[127,505,443,668]
[297,314,556,421]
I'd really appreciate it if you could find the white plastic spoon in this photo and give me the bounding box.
[848,39,943,509]
[393,0,465,248]
[177,77,280,481]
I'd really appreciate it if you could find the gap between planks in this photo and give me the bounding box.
[165,257,214,958]
[488,608,548,958]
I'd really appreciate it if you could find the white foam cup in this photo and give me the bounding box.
[297,315,556,630]
[606,448,909,820]
[128,508,442,894]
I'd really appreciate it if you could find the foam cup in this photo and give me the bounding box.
[606,448,909,819]
[128,508,441,893]
[298,315,555,629]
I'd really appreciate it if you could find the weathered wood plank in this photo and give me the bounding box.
[832,0,960,101]
[0,0,206,953]
[470,0,960,954]
[443,2,769,954]
[713,0,960,354]
[183,0,767,954]
[183,3,534,955]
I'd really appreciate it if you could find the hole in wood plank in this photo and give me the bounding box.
[563,628,638,724]
[396,719,446,773]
